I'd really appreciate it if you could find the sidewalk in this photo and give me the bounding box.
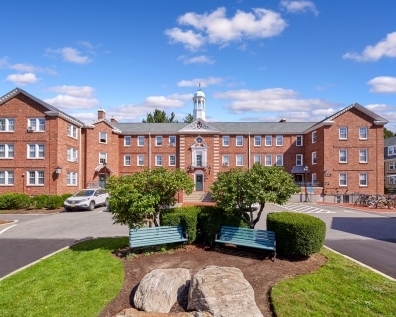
[316,201,396,213]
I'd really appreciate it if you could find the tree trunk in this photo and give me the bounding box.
[252,203,265,228]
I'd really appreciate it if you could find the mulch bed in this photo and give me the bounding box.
[98,244,327,317]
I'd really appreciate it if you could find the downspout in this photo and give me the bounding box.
[79,127,82,189]
[148,133,151,169]
[248,133,251,169]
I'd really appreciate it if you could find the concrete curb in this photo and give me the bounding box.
[324,246,396,281]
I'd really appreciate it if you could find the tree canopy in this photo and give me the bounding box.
[210,164,300,228]
[106,167,194,228]
[183,113,194,123]
[142,109,178,123]
[384,127,394,139]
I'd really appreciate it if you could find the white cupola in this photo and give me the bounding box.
[193,85,206,120]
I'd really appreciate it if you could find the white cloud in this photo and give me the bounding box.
[214,88,298,100]
[178,77,224,87]
[178,55,215,64]
[141,96,185,108]
[0,57,10,68]
[44,94,99,109]
[8,63,57,75]
[48,85,96,97]
[68,112,98,123]
[365,103,389,111]
[343,32,396,62]
[280,0,319,16]
[166,7,287,51]
[46,47,92,64]
[367,76,396,93]
[5,73,39,85]
[167,93,194,101]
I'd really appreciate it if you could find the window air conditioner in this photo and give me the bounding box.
[222,162,229,166]
[27,126,35,132]
[170,142,175,146]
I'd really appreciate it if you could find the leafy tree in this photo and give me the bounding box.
[106,167,194,228]
[142,109,178,123]
[183,113,194,123]
[384,127,394,139]
[210,164,300,228]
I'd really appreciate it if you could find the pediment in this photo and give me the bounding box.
[179,119,220,133]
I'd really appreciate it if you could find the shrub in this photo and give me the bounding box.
[61,193,73,200]
[0,193,31,210]
[267,211,326,258]
[46,195,64,209]
[30,195,49,209]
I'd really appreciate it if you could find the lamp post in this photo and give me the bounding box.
[103,161,107,188]
[304,165,309,202]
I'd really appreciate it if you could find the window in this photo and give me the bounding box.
[312,131,317,143]
[156,136,163,146]
[67,148,78,162]
[28,171,44,185]
[254,136,261,146]
[124,136,131,146]
[169,155,176,166]
[339,149,348,163]
[388,146,396,156]
[137,155,144,166]
[276,154,283,166]
[312,173,317,185]
[28,144,44,158]
[99,152,107,164]
[296,135,303,146]
[222,155,230,166]
[124,155,131,166]
[67,172,78,186]
[28,118,45,131]
[236,136,243,146]
[99,132,107,143]
[265,155,272,166]
[236,155,243,166]
[222,136,230,146]
[0,144,14,158]
[265,135,272,146]
[296,154,303,166]
[169,136,176,146]
[339,173,347,186]
[389,162,396,170]
[67,124,78,139]
[339,127,348,140]
[359,127,368,140]
[0,118,14,132]
[155,155,162,166]
[196,153,203,167]
[389,176,396,185]
[359,149,368,163]
[312,151,317,164]
[138,136,145,146]
[254,154,261,164]
[276,135,283,146]
[0,171,14,185]
[359,173,368,186]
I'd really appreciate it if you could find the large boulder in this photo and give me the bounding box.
[134,268,191,313]
[187,266,263,317]
[115,307,212,316]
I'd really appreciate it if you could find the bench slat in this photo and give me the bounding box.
[129,225,187,249]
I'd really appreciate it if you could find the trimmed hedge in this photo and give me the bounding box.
[0,193,72,210]
[0,193,31,210]
[31,195,50,209]
[267,211,326,258]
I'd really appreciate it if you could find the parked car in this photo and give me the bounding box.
[64,188,109,211]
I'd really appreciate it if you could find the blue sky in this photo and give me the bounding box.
[1,0,396,130]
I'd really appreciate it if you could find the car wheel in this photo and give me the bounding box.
[65,207,71,212]
[88,201,95,211]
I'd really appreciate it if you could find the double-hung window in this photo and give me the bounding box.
[222,136,230,146]
[67,148,78,162]
[265,136,272,146]
[99,152,107,164]
[169,136,176,146]
[28,171,44,185]
[265,155,272,166]
[67,172,78,186]
[389,162,396,170]
[169,155,176,166]
[276,135,283,146]
[124,155,131,166]
[138,136,145,146]
[339,127,348,140]
[67,124,78,138]
[0,144,14,158]
[99,132,107,143]
[254,136,261,146]
[339,173,348,186]
[28,118,45,131]
[254,154,261,164]
[222,155,230,166]
[155,155,162,166]
[0,118,14,132]
[0,171,14,185]
[296,154,303,166]
[236,136,243,146]
[388,146,396,156]
[359,173,368,186]
[236,155,243,166]
[339,149,348,163]
[296,135,303,146]
[276,154,283,166]
[156,136,163,146]
[28,144,44,158]
[124,136,131,146]
[359,127,368,140]
[312,151,317,164]
[359,149,368,163]
[137,155,144,166]
[312,131,317,143]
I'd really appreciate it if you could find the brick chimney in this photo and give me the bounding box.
[98,108,106,120]
[110,116,118,123]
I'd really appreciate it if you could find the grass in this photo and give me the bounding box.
[271,248,396,317]
[0,237,127,317]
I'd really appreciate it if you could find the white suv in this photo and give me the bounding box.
[64,188,109,211]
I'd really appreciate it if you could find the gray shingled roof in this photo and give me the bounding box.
[384,136,396,147]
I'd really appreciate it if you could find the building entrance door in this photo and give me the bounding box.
[99,173,107,188]
[195,174,203,191]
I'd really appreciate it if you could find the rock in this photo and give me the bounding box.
[187,266,263,317]
[134,268,191,313]
[115,307,213,316]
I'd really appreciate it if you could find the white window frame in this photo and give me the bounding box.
[169,154,176,166]
[312,131,317,143]
[312,151,317,165]
[339,127,348,140]
[389,162,396,170]
[388,146,396,156]
[254,154,261,164]
[99,152,107,164]
[339,149,348,163]
[312,173,317,185]
[156,136,163,146]
[137,136,145,146]
[169,136,176,147]
[296,154,303,166]
[28,144,45,159]
[67,172,78,186]
[222,155,230,166]
[296,135,303,146]
[359,127,368,140]
[155,155,162,166]
[236,136,243,147]
[67,124,78,139]
[265,135,272,146]
[276,135,283,146]
[222,136,230,146]
[359,173,368,186]
[236,154,243,166]
[389,176,396,185]
[28,118,45,131]
[0,118,14,132]
[124,136,131,146]
[359,149,368,163]
[254,136,261,146]
[339,173,348,186]
[124,155,131,166]
[67,148,78,162]
[0,144,14,158]
[276,154,283,166]
[0,170,14,185]
[28,170,44,185]
[137,155,144,166]
[99,132,107,144]
[265,155,272,166]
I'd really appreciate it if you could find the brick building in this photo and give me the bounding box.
[0,87,388,201]
[384,136,396,192]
